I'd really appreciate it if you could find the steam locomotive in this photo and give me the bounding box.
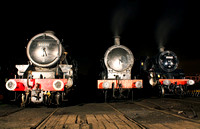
[97,36,143,101]
[5,31,77,107]
[140,48,195,97]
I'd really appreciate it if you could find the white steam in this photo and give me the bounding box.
[111,1,136,36]
[155,1,184,51]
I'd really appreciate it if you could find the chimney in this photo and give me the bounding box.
[159,47,165,52]
[114,36,120,45]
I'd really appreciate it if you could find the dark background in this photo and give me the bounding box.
[1,0,200,78]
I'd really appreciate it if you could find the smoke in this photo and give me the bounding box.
[111,1,136,36]
[155,1,185,51]
[156,17,176,51]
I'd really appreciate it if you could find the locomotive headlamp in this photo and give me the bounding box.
[187,80,195,85]
[163,80,171,86]
[149,78,157,86]
[53,80,64,90]
[102,81,110,89]
[66,77,73,87]
[135,81,142,88]
[6,80,17,91]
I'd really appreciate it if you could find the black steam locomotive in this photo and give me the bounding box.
[5,31,77,107]
[140,49,195,97]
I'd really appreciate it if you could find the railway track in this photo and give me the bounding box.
[1,99,200,128]
[106,103,147,129]
[131,99,200,128]
[30,103,147,129]
[106,98,200,129]
[134,101,199,123]
[163,97,200,104]
[31,108,60,129]
[158,98,200,119]
[0,107,24,117]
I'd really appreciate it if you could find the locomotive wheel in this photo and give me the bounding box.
[175,86,184,98]
[104,90,108,103]
[159,86,165,97]
[14,93,24,108]
[196,92,200,97]
[55,92,61,105]
[20,94,25,107]
[44,95,51,106]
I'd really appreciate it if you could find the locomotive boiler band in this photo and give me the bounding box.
[5,31,75,106]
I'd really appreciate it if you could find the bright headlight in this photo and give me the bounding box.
[6,80,17,91]
[150,72,154,78]
[53,80,64,90]
[102,81,110,89]
[149,78,157,86]
[135,81,142,88]
[163,80,171,86]
[66,77,73,87]
[187,80,195,85]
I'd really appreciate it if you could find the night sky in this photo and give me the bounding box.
[1,0,200,76]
